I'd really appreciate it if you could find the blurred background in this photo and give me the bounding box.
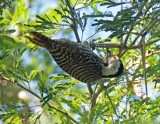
[0,0,160,123]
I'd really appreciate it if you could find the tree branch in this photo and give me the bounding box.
[147,50,160,58]
[88,81,104,123]
[92,43,142,50]
[87,83,93,96]
[90,81,104,108]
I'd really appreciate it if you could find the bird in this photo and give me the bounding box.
[26,32,124,83]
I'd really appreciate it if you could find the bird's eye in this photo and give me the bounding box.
[104,62,108,66]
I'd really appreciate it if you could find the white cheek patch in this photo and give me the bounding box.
[102,57,121,76]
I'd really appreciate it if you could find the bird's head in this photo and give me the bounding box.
[102,49,124,78]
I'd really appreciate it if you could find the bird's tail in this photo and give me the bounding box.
[26,32,53,49]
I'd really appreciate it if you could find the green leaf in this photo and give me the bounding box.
[29,69,41,81]
[0,35,17,49]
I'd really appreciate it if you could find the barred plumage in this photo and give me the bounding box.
[27,32,124,83]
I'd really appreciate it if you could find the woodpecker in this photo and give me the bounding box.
[26,32,124,83]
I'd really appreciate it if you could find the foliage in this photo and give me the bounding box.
[0,0,160,124]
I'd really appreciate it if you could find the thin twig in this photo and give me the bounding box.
[146,50,160,58]
[105,90,120,122]
[90,81,104,108]
[65,0,81,43]
[146,38,160,47]
[47,103,79,124]
[84,26,99,41]
[88,81,104,123]
[0,74,42,99]
[143,19,160,35]
[140,37,148,97]
[120,17,160,57]
[93,43,142,50]
[131,16,159,46]
[124,1,146,45]
[87,83,93,96]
